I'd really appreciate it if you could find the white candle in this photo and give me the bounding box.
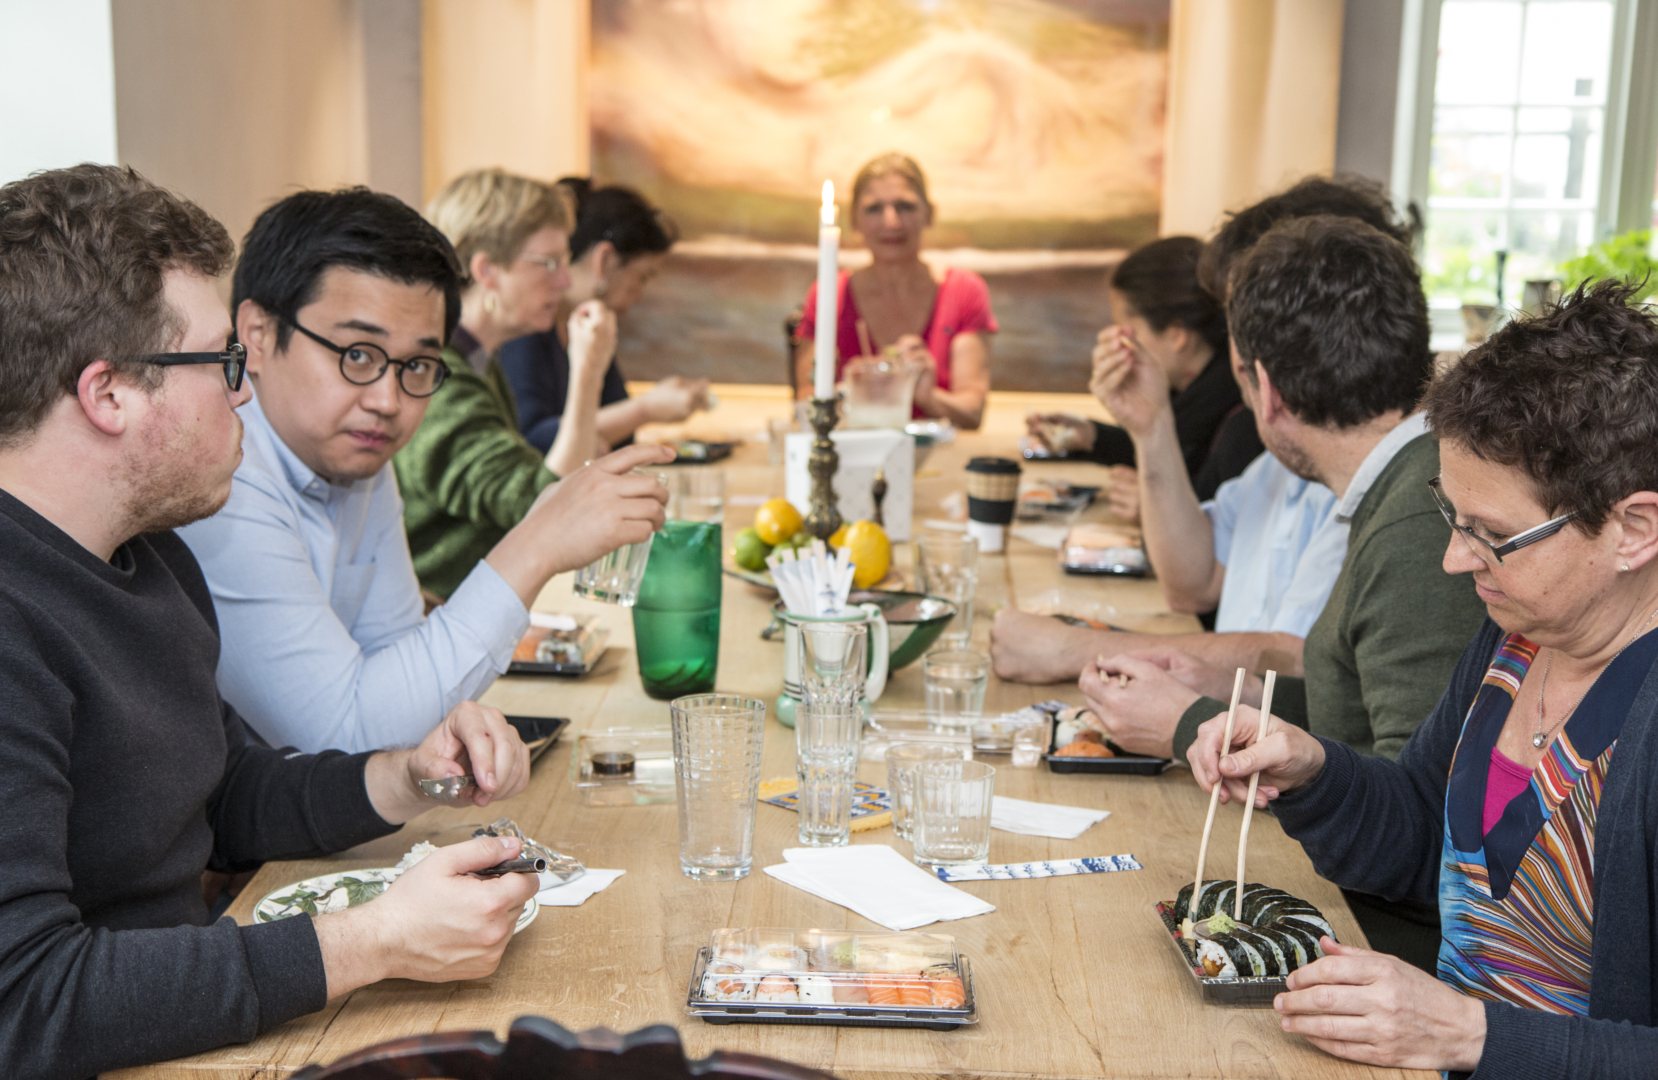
[813,180,840,400]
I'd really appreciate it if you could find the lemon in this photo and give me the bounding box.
[843,520,891,588]
[827,524,850,549]
[754,498,803,546]
[732,527,772,572]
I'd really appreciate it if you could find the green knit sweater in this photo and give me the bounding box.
[393,347,557,598]
[1173,432,1488,761]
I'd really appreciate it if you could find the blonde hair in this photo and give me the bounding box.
[851,153,932,213]
[424,168,573,284]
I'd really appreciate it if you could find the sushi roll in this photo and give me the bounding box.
[754,943,807,971]
[1276,911,1336,941]
[1174,879,1230,919]
[1232,928,1284,976]
[702,960,754,1001]
[1195,933,1263,978]
[831,977,870,1004]
[797,975,835,1004]
[754,974,800,1002]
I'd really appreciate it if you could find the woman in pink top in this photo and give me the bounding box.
[793,153,997,430]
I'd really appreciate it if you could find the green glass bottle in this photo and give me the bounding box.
[632,520,722,700]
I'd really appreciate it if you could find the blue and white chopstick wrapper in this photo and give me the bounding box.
[933,855,1143,882]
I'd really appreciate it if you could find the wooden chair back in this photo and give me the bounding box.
[290,1016,836,1080]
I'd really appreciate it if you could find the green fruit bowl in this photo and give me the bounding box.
[848,589,957,671]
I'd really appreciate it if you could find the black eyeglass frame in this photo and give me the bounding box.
[132,343,247,392]
[286,320,450,398]
[1427,475,1576,565]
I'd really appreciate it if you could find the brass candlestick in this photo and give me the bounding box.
[804,396,842,540]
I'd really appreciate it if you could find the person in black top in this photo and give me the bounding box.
[1027,236,1263,512]
[0,165,539,1080]
[499,179,709,453]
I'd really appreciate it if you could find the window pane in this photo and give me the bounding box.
[1438,106,1515,134]
[1507,209,1598,288]
[1423,210,1506,302]
[1512,121,1600,201]
[1436,2,1523,104]
[1431,132,1512,198]
[1518,2,1613,105]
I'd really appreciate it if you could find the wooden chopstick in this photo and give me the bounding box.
[1232,670,1278,922]
[1188,667,1247,923]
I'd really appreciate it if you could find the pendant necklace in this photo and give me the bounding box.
[1534,604,1658,749]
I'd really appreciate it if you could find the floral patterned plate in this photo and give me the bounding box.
[253,868,538,933]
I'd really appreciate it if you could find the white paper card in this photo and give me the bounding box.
[990,796,1110,839]
[785,429,915,541]
[536,868,625,906]
[762,844,994,930]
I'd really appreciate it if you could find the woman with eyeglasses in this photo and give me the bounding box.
[395,169,625,599]
[499,179,710,454]
[792,152,997,430]
[1186,281,1658,1077]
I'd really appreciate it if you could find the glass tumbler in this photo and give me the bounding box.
[670,694,767,881]
[915,532,979,648]
[574,470,670,605]
[632,520,722,700]
[671,466,726,523]
[794,624,867,847]
[924,649,991,722]
[912,759,996,869]
[885,742,967,841]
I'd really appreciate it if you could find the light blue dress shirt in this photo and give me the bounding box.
[178,394,529,753]
[1204,451,1347,637]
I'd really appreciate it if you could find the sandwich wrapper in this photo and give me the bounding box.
[990,796,1110,839]
[763,844,995,930]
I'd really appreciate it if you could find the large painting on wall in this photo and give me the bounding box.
[591,0,1170,392]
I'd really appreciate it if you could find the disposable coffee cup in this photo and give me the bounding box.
[965,456,1021,553]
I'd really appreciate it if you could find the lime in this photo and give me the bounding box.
[732,527,773,572]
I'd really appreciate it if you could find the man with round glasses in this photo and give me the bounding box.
[178,188,670,754]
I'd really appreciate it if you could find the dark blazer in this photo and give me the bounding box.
[497,329,632,453]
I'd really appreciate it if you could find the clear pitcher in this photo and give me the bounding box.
[843,357,924,429]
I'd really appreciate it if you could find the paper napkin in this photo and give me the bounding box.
[763,845,995,930]
[536,868,625,906]
[990,796,1110,839]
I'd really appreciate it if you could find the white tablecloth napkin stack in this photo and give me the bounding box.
[990,796,1109,839]
[763,845,995,930]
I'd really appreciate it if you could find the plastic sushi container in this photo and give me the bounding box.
[1155,902,1297,1007]
[1042,702,1171,775]
[685,928,978,1030]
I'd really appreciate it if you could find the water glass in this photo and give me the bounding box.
[924,649,991,721]
[912,759,996,869]
[915,532,979,648]
[574,470,669,605]
[633,520,722,700]
[885,742,968,840]
[795,705,860,847]
[668,466,726,523]
[797,623,868,711]
[669,694,767,881]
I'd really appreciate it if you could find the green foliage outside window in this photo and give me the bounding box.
[1558,230,1658,302]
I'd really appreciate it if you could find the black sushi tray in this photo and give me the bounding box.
[1156,902,1285,1006]
[1044,727,1172,776]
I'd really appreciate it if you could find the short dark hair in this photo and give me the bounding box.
[1227,215,1432,429]
[0,164,233,448]
[232,188,463,351]
[559,177,678,264]
[1199,174,1419,299]
[1110,236,1228,360]
[1425,281,1658,532]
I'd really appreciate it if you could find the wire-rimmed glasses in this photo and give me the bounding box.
[1428,475,1575,566]
[287,321,449,397]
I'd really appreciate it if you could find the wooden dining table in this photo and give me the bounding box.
[115,388,1431,1080]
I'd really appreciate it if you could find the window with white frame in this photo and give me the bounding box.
[1421,0,1618,304]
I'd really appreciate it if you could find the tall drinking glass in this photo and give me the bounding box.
[912,759,996,869]
[794,624,866,847]
[915,532,979,649]
[885,742,968,840]
[923,649,991,722]
[574,470,669,605]
[671,466,726,523]
[670,694,767,880]
[632,520,722,700]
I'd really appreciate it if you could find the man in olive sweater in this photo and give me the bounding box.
[0,166,542,1079]
[1081,215,1487,969]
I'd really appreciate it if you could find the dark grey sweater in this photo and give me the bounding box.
[0,489,398,1079]
[1275,617,1658,1079]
